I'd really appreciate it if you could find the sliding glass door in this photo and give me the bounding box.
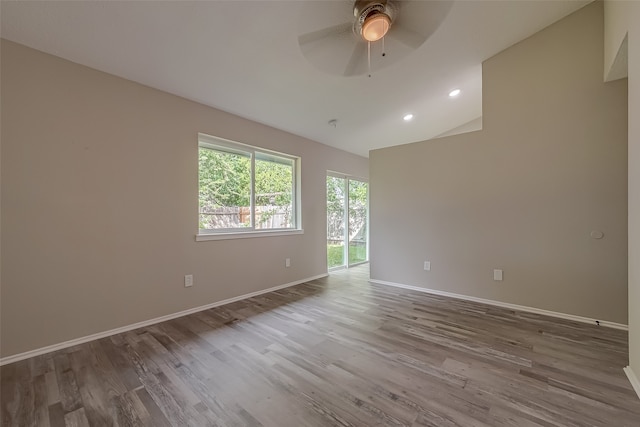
[327,176,346,269]
[327,174,368,269]
[348,179,368,265]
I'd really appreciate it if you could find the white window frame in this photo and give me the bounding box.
[197,133,302,241]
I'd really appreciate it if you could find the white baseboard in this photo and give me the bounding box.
[0,273,328,366]
[624,366,640,400]
[369,279,628,331]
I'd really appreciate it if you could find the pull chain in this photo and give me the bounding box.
[368,37,387,78]
[368,41,371,78]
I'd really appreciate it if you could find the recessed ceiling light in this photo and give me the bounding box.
[403,114,414,121]
[449,89,461,97]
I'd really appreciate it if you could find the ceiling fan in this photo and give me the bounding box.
[298,0,453,77]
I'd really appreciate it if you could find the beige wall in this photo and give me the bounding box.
[627,0,640,385]
[370,2,629,323]
[0,40,368,359]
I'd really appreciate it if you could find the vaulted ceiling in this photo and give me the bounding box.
[1,1,590,157]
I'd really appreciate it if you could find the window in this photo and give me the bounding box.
[197,133,301,240]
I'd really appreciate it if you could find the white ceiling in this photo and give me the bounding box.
[1,0,590,157]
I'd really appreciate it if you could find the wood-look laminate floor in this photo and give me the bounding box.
[2,265,640,426]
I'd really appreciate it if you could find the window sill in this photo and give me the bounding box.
[196,229,304,242]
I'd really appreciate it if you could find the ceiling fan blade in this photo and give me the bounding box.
[387,25,426,49]
[298,22,352,46]
[390,0,454,49]
[343,42,367,77]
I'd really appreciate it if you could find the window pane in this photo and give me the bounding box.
[197,133,300,235]
[255,153,294,229]
[348,180,367,265]
[199,147,251,229]
[327,176,346,268]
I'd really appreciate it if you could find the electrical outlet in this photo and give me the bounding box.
[424,261,431,271]
[184,274,193,287]
[493,269,503,281]
[285,258,291,268]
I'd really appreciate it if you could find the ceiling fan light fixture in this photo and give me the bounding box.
[361,13,391,42]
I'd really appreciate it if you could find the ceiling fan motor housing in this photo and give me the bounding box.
[353,0,397,39]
